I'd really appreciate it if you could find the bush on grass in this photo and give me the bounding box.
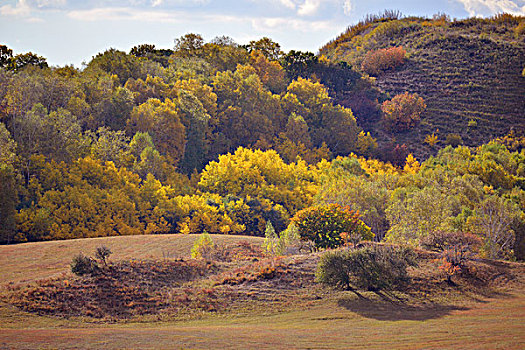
[316,245,417,291]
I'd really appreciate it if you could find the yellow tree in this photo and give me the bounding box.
[210,64,281,154]
[127,98,186,166]
[283,77,359,156]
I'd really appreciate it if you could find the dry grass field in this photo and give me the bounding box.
[0,234,524,349]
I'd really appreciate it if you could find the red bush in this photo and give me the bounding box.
[362,47,406,76]
[381,92,426,132]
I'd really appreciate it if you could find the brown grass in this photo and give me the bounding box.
[0,236,524,349]
[0,234,263,286]
[0,292,524,349]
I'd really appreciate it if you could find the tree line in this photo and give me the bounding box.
[0,35,524,260]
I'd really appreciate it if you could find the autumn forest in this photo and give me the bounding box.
[1,13,525,264]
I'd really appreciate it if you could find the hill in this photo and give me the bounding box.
[320,13,525,159]
[1,235,524,349]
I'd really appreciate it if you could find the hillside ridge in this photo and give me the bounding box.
[321,14,525,158]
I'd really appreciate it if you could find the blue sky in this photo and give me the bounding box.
[1,0,524,67]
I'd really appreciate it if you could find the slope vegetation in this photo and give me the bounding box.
[321,14,525,158]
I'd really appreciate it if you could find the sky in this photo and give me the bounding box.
[1,0,524,67]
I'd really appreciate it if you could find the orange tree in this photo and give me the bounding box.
[381,92,426,132]
[291,204,373,250]
[361,46,406,76]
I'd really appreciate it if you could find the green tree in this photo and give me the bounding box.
[202,37,249,72]
[0,45,13,68]
[247,37,283,61]
[177,90,211,174]
[283,77,359,155]
[127,98,186,166]
[174,33,205,58]
[89,127,130,167]
[385,185,457,245]
[291,204,374,250]
[0,122,17,166]
[86,48,145,85]
[317,163,391,240]
[0,122,17,243]
[211,64,280,153]
[8,52,48,72]
[130,44,156,57]
[468,196,520,259]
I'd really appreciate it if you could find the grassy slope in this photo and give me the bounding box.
[0,234,263,285]
[1,295,524,350]
[321,16,525,159]
[0,235,524,349]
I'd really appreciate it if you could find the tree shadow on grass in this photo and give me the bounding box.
[337,293,469,321]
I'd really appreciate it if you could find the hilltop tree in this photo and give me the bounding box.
[0,45,13,68]
[249,50,287,93]
[247,37,283,61]
[130,44,156,57]
[174,33,205,58]
[282,50,318,80]
[203,37,249,72]
[86,49,145,85]
[8,52,48,72]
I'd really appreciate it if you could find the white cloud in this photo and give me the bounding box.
[0,0,66,18]
[455,0,525,16]
[34,0,67,8]
[66,6,241,24]
[343,0,352,15]
[67,7,180,22]
[26,16,45,22]
[277,0,296,9]
[251,0,353,17]
[251,16,332,31]
[0,0,32,17]
[297,0,321,16]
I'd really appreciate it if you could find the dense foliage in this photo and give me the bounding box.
[316,245,417,291]
[1,24,524,262]
[291,204,373,250]
[361,46,406,76]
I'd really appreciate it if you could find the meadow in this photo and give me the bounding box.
[0,234,523,349]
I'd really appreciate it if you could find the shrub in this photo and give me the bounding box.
[71,253,98,276]
[191,231,215,259]
[291,204,374,250]
[421,230,482,253]
[316,245,417,291]
[422,231,482,283]
[361,47,406,76]
[425,132,439,146]
[217,258,285,285]
[264,222,302,256]
[445,133,463,147]
[377,142,409,167]
[95,246,112,266]
[382,92,426,132]
[436,248,466,284]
